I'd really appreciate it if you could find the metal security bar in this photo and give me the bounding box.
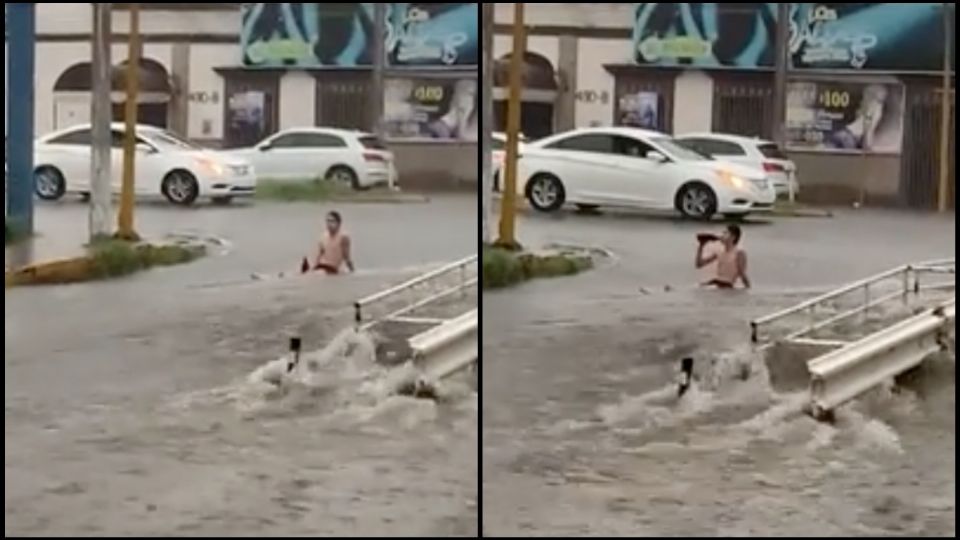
[751,259,955,348]
[354,255,478,332]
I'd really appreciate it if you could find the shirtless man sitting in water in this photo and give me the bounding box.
[695,224,751,290]
[312,211,355,275]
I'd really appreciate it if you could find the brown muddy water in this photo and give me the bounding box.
[6,272,478,537]
[483,278,954,537]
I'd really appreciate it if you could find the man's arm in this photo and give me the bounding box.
[695,242,719,269]
[737,251,751,289]
[342,235,355,273]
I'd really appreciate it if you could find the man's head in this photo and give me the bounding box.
[326,211,342,234]
[721,224,742,247]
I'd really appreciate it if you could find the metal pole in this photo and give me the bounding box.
[7,3,36,235]
[481,2,494,245]
[496,2,524,250]
[90,3,113,241]
[372,3,392,190]
[772,2,792,203]
[117,3,140,240]
[937,2,953,213]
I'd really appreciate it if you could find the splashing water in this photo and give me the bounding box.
[169,327,472,426]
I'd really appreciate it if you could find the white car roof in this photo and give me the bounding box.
[677,132,776,146]
[273,127,374,138]
[563,126,668,139]
[40,123,166,140]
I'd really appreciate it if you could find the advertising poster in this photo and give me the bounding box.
[387,3,479,67]
[632,3,953,72]
[241,3,478,68]
[618,91,660,130]
[226,91,267,148]
[383,78,478,141]
[785,80,905,154]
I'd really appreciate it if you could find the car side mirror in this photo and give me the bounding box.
[648,151,668,163]
[136,142,155,154]
[259,143,272,152]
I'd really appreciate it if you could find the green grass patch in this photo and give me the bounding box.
[483,246,593,289]
[88,239,204,279]
[256,179,351,202]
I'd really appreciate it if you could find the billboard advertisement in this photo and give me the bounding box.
[632,3,952,72]
[785,80,905,154]
[241,3,478,68]
[383,78,478,141]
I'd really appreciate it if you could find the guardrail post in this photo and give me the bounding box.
[903,267,911,305]
[862,284,870,324]
[354,302,363,327]
[750,321,758,344]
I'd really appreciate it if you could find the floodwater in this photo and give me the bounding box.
[483,209,955,536]
[6,259,477,535]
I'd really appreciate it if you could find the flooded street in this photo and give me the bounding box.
[5,197,478,536]
[483,209,955,536]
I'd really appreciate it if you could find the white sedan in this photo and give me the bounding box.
[226,128,398,190]
[34,124,256,206]
[516,127,776,220]
[675,133,799,198]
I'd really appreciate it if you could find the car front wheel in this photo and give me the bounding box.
[35,166,66,201]
[676,182,717,221]
[525,174,566,213]
[162,170,200,206]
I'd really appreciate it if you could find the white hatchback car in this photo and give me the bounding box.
[674,133,799,198]
[34,124,256,206]
[516,127,776,220]
[226,128,398,191]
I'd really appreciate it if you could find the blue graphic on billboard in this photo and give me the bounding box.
[241,3,478,68]
[632,3,953,72]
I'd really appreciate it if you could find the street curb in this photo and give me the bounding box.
[6,256,94,288]
[5,240,207,288]
[769,206,835,219]
[327,192,431,204]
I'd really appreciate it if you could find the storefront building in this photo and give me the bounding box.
[493,3,955,208]
[6,3,478,189]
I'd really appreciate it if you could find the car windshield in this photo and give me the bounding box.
[652,137,711,161]
[143,130,202,151]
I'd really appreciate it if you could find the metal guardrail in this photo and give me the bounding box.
[751,259,955,348]
[354,255,477,332]
[807,298,955,419]
[408,309,478,384]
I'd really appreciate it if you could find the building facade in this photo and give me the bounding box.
[5,3,479,189]
[493,3,955,209]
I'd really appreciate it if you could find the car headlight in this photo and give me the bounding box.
[717,170,748,191]
[195,158,225,177]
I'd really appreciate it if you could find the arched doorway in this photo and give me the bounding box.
[110,58,173,128]
[52,62,95,129]
[51,58,173,131]
[494,52,559,139]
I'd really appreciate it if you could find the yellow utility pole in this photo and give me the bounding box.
[496,2,525,250]
[117,2,141,240]
[937,2,953,213]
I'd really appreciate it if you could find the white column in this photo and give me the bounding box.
[672,71,714,134]
[279,72,316,130]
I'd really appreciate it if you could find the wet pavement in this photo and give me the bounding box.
[5,195,478,536]
[483,208,955,536]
